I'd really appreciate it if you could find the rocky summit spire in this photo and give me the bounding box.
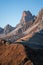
[20,10,35,25]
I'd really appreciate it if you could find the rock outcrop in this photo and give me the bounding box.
[4,24,15,34]
[0,27,4,34]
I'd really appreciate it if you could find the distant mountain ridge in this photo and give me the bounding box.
[0,24,15,34]
[0,10,35,35]
[4,24,15,34]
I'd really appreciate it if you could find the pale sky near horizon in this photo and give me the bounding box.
[0,0,43,28]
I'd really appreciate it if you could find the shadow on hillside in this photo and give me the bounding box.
[19,29,43,49]
[27,29,43,45]
[24,45,43,65]
[17,29,43,65]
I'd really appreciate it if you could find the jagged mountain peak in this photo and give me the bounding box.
[22,10,32,17]
[4,24,13,28]
[4,24,15,34]
[20,10,35,25]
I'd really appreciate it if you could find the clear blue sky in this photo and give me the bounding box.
[0,0,43,28]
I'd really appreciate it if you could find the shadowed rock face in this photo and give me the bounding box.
[20,11,35,25]
[0,27,4,34]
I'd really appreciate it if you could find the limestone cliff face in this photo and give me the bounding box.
[16,10,35,33]
[20,11,35,25]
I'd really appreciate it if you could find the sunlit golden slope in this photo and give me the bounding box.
[0,43,33,65]
[16,33,33,42]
